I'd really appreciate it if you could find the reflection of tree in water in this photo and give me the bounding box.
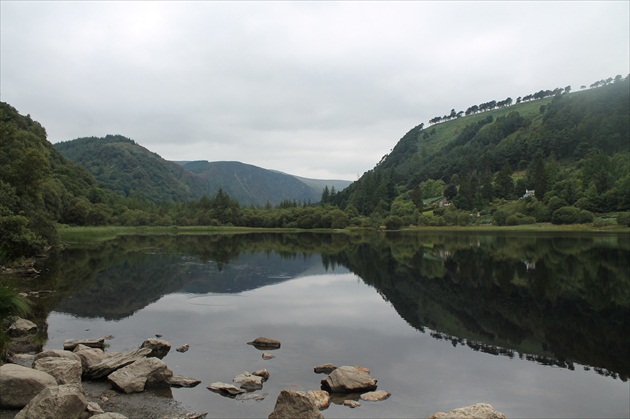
[329,232,630,381]
[31,231,630,381]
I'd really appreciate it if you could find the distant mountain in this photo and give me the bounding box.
[54,136,351,206]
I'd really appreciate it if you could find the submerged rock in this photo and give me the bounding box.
[176,344,190,353]
[314,363,337,374]
[207,382,246,397]
[235,392,269,401]
[343,399,361,408]
[262,352,275,360]
[428,403,507,419]
[360,389,390,401]
[247,337,281,350]
[268,389,324,419]
[167,375,202,388]
[320,365,377,393]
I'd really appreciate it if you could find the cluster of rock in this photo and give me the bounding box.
[267,357,391,418]
[2,324,508,419]
[0,322,205,419]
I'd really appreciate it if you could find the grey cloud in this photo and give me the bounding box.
[1,1,628,179]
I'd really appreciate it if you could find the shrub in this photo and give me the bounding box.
[505,213,536,225]
[552,206,581,224]
[617,212,630,226]
[384,216,405,230]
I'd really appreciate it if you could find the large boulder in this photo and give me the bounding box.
[268,389,324,419]
[32,350,83,384]
[428,403,507,419]
[0,364,57,408]
[91,414,129,419]
[320,365,377,393]
[7,318,37,337]
[86,347,152,379]
[14,384,88,419]
[107,357,173,393]
[140,338,171,359]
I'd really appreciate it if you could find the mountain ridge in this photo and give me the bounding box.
[54,137,350,206]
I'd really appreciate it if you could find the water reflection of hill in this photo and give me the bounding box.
[38,231,630,380]
[48,234,349,320]
[328,232,630,381]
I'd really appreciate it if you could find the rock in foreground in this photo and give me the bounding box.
[0,363,57,408]
[14,384,88,419]
[107,357,173,393]
[428,403,507,419]
[268,389,324,419]
[321,365,377,393]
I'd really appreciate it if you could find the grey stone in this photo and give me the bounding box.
[234,371,264,391]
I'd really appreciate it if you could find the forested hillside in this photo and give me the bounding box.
[55,136,206,203]
[332,76,630,227]
[180,160,321,205]
[0,102,120,261]
[54,137,347,206]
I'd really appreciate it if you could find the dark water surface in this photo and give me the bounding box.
[34,232,629,418]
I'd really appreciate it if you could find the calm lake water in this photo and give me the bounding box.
[30,232,630,418]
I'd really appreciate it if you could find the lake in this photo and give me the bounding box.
[23,232,630,417]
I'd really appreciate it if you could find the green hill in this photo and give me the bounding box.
[334,77,630,225]
[54,137,351,206]
[54,135,206,203]
[0,102,121,261]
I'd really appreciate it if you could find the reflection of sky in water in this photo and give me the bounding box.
[46,271,630,418]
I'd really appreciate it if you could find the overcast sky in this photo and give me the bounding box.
[2,1,628,180]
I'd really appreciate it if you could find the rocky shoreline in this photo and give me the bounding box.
[1,317,507,418]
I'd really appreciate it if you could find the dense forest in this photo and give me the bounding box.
[1,75,629,263]
[53,136,344,205]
